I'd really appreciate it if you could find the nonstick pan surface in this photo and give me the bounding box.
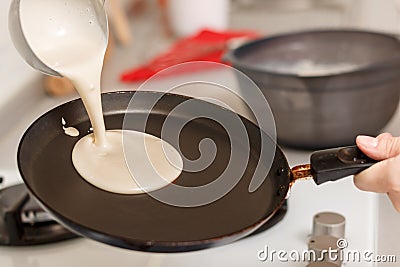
[18,91,290,252]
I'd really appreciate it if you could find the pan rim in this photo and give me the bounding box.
[227,28,400,80]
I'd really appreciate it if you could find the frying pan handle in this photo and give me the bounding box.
[310,146,377,185]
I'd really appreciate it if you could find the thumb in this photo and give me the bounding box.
[356,133,400,160]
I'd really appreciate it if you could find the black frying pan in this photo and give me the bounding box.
[17,91,376,252]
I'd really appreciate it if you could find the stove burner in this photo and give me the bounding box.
[0,184,77,246]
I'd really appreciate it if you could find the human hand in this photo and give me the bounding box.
[354,133,400,212]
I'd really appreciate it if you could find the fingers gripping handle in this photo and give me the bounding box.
[311,146,377,185]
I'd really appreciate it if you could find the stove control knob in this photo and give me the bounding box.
[312,212,345,238]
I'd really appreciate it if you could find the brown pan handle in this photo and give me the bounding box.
[291,146,377,185]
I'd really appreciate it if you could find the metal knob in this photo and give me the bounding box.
[308,235,342,265]
[312,212,345,238]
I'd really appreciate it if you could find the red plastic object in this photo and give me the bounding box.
[120,29,260,82]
